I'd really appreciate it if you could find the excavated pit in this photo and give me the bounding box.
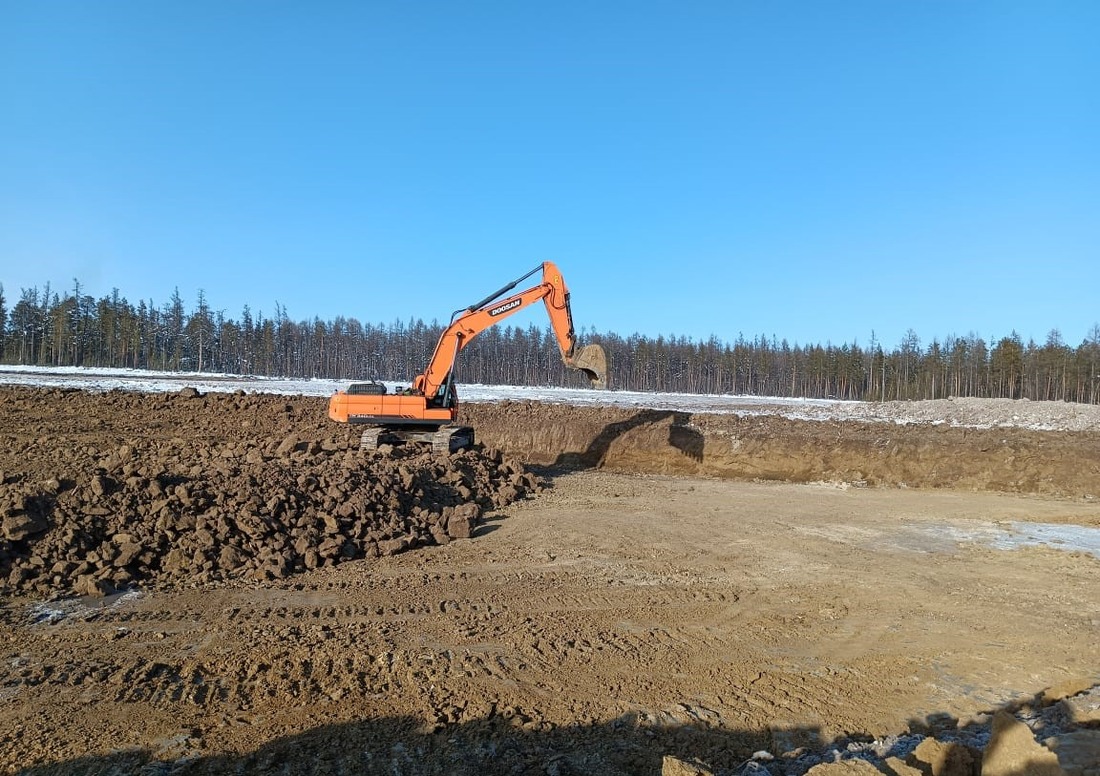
[460,400,1100,497]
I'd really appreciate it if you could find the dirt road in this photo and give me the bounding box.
[2,387,1098,774]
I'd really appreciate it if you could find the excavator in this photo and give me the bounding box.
[328,261,608,452]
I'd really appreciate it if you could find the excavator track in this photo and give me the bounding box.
[359,428,383,451]
[433,426,475,453]
[360,425,475,454]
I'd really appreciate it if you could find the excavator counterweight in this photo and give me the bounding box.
[328,261,607,451]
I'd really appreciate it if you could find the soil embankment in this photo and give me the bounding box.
[462,401,1100,497]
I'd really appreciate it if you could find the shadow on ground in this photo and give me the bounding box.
[15,695,1086,776]
[17,711,775,775]
[552,409,704,469]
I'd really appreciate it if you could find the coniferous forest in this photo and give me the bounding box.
[2,280,1099,404]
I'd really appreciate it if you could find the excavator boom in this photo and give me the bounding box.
[415,262,605,398]
[328,262,606,450]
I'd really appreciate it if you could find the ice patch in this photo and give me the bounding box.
[26,588,145,625]
[936,522,1100,560]
[3,365,1099,431]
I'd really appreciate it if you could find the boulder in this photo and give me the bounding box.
[882,756,922,776]
[906,737,977,776]
[447,502,481,540]
[1044,730,1100,776]
[804,761,883,774]
[74,575,114,597]
[982,711,1065,776]
[661,755,713,776]
[2,513,48,541]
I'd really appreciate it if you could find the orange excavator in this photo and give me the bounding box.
[328,261,608,452]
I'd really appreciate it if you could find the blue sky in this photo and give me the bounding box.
[2,1,1097,351]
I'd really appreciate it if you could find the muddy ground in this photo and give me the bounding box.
[1,386,1098,775]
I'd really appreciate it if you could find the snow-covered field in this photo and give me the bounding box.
[3,365,1100,432]
[0,365,846,415]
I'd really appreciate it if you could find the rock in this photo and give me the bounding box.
[74,574,114,597]
[276,434,300,456]
[446,513,473,540]
[1044,730,1100,776]
[496,484,520,506]
[177,386,201,398]
[218,545,244,570]
[377,537,408,556]
[50,560,73,575]
[734,764,772,775]
[882,757,922,776]
[162,549,189,573]
[90,475,111,497]
[906,736,977,776]
[982,711,1065,776]
[1058,686,1100,725]
[269,560,290,579]
[447,502,481,540]
[2,513,48,541]
[113,542,144,567]
[430,527,450,546]
[7,567,32,586]
[804,761,883,774]
[661,755,713,776]
[1041,678,1096,705]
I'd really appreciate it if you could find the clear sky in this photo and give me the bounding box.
[2,1,1097,351]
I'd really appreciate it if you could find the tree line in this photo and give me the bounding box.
[2,280,1099,404]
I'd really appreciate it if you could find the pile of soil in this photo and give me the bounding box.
[0,386,540,597]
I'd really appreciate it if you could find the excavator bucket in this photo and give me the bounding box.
[569,344,608,389]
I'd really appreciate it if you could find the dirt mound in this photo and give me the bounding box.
[0,387,540,597]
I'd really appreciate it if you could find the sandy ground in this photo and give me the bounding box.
[2,387,1099,774]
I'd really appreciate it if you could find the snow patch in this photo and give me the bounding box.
[3,366,1100,432]
[935,522,1100,560]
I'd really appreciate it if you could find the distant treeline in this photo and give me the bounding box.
[2,280,1099,404]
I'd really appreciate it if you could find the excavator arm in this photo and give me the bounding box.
[413,261,607,400]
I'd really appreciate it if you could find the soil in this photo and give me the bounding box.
[1,385,1098,775]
